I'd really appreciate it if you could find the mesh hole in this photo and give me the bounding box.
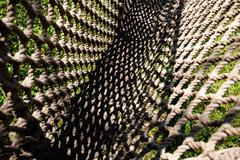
[166,136,185,153]
[0,88,6,106]
[19,63,30,81]
[0,0,7,19]
[215,136,240,150]
[207,79,225,94]
[6,63,14,77]
[192,100,210,114]
[179,148,202,159]
[33,17,43,35]
[15,3,28,29]
[232,113,240,127]
[181,120,197,135]
[193,79,206,91]
[47,25,55,38]
[209,103,236,121]
[224,81,240,97]
[194,126,217,142]
[219,61,237,74]
[182,96,195,109]
[168,114,183,127]
[53,5,61,21]
[143,150,157,160]
[7,33,19,55]
[26,39,36,55]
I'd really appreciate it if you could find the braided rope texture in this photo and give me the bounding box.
[0,0,240,159]
[0,0,120,159]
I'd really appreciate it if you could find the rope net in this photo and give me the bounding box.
[0,0,240,159]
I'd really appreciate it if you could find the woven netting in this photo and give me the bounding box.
[0,0,240,159]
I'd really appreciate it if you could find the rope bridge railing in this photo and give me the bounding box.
[0,0,240,159]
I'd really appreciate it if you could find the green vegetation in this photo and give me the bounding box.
[182,96,195,109]
[33,18,42,35]
[205,63,218,74]
[166,136,185,153]
[194,127,217,142]
[6,63,14,76]
[143,150,157,160]
[15,3,28,29]
[168,114,183,126]
[148,127,158,137]
[217,45,230,56]
[193,64,203,73]
[181,120,197,135]
[0,88,5,106]
[7,33,19,54]
[232,113,240,127]
[219,61,236,74]
[215,136,240,150]
[57,118,64,128]
[232,46,240,56]
[180,148,202,159]
[0,0,6,19]
[156,134,164,143]
[215,35,222,42]
[194,79,206,91]
[207,79,225,94]
[224,81,240,97]
[192,100,210,114]
[209,103,236,121]
[19,63,29,80]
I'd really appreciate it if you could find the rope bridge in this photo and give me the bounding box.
[0,0,240,159]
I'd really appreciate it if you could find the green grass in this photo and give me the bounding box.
[148,127,158,137]
[7,34,19,54]
[180,148,202,159]
[30,85,39,97]
[193,65,203,73]
[0,88,5,106]
[219,61,236,74]
[181,120,197,135]
[182,96,195,109]
[192,100,210,114]
[231,113,240,128]
[217,45,230,56]
[232,28,240,37]
[215,136,240,150]
[156,134,164,143]
[205,63,218,74]
[224,81,240,97]
[26,40,36,55]
[166,136,185,153]
[15,3,28,29]
[194,127,217,142]
[194,79,206,91]
[209,103,236,121]
[207,79,225,94]
[215,35,222,42]
[19,63,29,80]
[6,63,14,76]
[143,150,157,160]
[232,46,240,56]
[0,0,6,19]
[57,118,64,128]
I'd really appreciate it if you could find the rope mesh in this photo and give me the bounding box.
[0,0,240,159]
